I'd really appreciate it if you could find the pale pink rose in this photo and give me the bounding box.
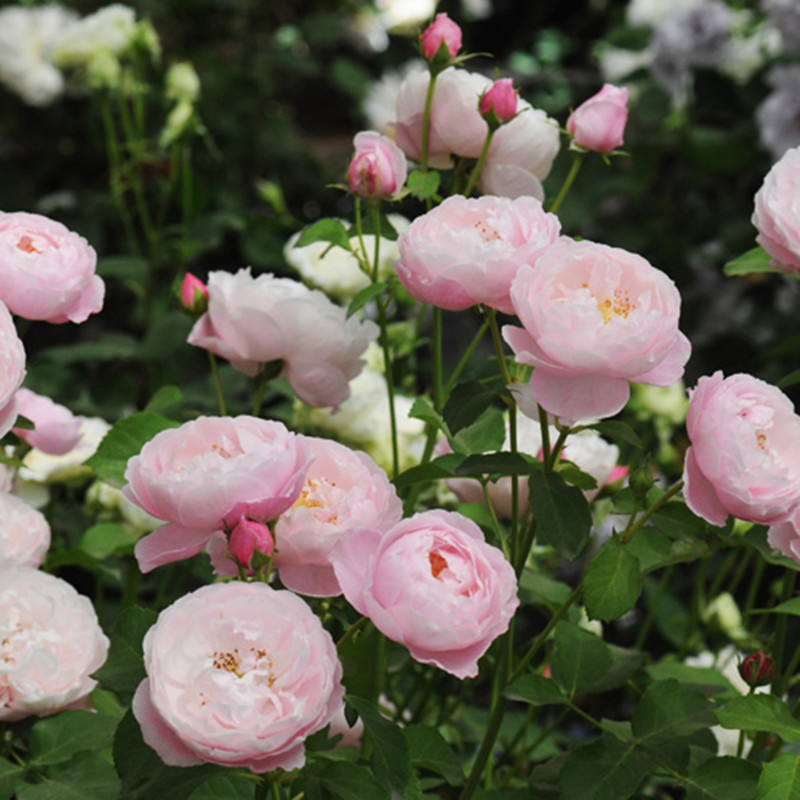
[503,239,691,423]
[179,272,208,314]
[394,67,491,168]
[0,567,109,721]
[395,194,561,314]
[271,436,402,597]
[123,415,311,573]
[0,493,50,569]
[12,388,81,455]
[187,269,378,409]
[567,84,629,153]
[347,131,407,199]
[331,509,519,679]
[132,581,343,772]
[480,100,561,200]
[480,78,517,124]
[683,372,800,527]
[419,12,462,60]
[0,300,25,438]
[752,145,800,274]
[0,211,104,323]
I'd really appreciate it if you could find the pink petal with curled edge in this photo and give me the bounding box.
[134,523,212,573]
[682,446,729,527]
[527,371,630,424]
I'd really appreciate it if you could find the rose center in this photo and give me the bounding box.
[472,219,502,243]
[16,235,43,255]
[211,646,275,685]
[290,477,339,524]
[429,550,448,579]
[583,284,635,323]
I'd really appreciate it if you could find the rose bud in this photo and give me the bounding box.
[567,84,629,153]
[739,651,776,688]
[480,78,517,129]
[228,516,274,568]
[179,272,208,314]
[347,131,407,200]
[419,13,462,63]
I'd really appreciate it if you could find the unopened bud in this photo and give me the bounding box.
[739,651,775,688]
[480,78,517,130]
[229,516,274,568]
[347,130,407,199]
[419,13,462,63]
[179,273,208,314]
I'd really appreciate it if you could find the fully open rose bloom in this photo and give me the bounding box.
[12,388,81,455]
[752,144,800,274]
[187,269,378,408]
[395,194,561,314]
[0,493,50,570]
[683,372,800,526]
[504,239,691,423]
[132,581,343,772]
[567,84,629,153]
[0,567,109,721]
[123,416,311,572]
[331,509,519,679]
[0,212,104,324]
[0,300,25,438]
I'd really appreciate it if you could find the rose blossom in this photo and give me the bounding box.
[347,130,407,199]
[752,145,800,274]
[12,388,81,455]
[0,493,50,570]
[395,194,561,314]
[504,239,691,423]
[123,416,311,573]
[0,212,104,324]
[331,509,519,679]
[419,12,462,61]
[683,372,800,527]
[132,581,343,772]
[0,300,25,439]
[0,567,109,721]
[187,269,378,409]
[567,84,629,153]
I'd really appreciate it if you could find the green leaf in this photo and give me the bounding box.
[96,255,148,282]
[295,218,353,251]
[80,522,139,560]
[551,622,613,697]
[407,170,440,200]
[442,381,502,435]
[724,246,779,277]
[756,752,800,800]
[0,757,24,800]
[754,597,800,616]
[715,694,800,744]
[688,756,760,800]
[450,407,506,455]
[505,673,567,706]
[29,710,117,766]
[347,281,388,319]
[92,605,157,693]
[560,734,651,800]
[38,334,140,364]
[743,526,800,572]
[296,761,387,800]
[519,571,573,610]
[557,462,598,492]
[583,645,646,694]
[584,537,644,622]
[403,724,464,785]
[392,453,464,489]
[144,385,184,415]
[647,658,740,697]
[529,471,592,559]
[456,452,536,478]
[85,412,180,486]
[16,752,121,800]
[187,775,255,799]
[632,679,715,746]
[408,397,446,432]
[589,420,643,450]
[778,369,800,391]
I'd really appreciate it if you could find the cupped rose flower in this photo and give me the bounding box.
[0,493,50,570]
[0,212,104,324]
[419,12,462,61]
[504,239,691,423]
[187,269,378,409]
[12,388,81,455]
[331,509,519,678]
[752,145,800,274]
[567,84,629,153]
[123,416,311,573]
[132,581,343,772]
[0,567,109,721]
[0,300,25,439]
[683,372,800,527]
[347,130,407,199]
[395,194,561,314]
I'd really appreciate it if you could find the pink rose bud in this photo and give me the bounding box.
[347,131,408,200]
[739,651,775,688]
[179,273,208,314]
[567,84,629,153]
[480,79,517,126]
[228,516,274,567]
[419,13,462,62]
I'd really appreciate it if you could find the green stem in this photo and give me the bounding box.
[432,307,444,412]
[538,405,552,471]
[772,572,797,698]
[337,616,369,650]
[208,352,227,416]
[481,481,510,560]
[420,73,438,174]
[620,480,684,546]
[463,129,495,197]
[444,317,489,395]
[548,153,584,215]
[486,308,513,387]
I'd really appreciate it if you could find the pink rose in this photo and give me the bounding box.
[0,493,50,569]
[187,269,378,409]
[228,516,274,568]
[12,388,81,455]
[0,300,25,438]
[480,78,517,125]
[123,415,311,573]
[395,194,561,314]
[273,436,402,597]
[752,145,800,274]
[419,13,462,61]
[132,581,343,772]
[0,567,109,721]
[331,509,519,679]
[683,372,800,527]
[567,84,629,153]
[179,272,208,314]
[504,239,691,423]
[347,130,407,199]
[0,211,104,323]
